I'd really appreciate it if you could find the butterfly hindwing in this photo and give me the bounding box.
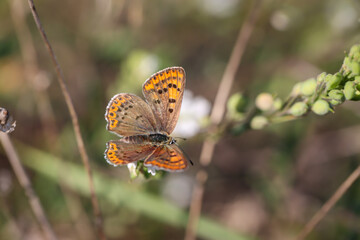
[105,67,191,173]
[105,93,158,136]
[105,140,156,166]
[144,144,189,172]
[142,67,186,135]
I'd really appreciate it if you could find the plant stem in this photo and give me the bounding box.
[0,133,58,240]
[25,1,106,239]
[184,1,263,239]
[297,164,360,240]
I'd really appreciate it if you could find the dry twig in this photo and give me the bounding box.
[0,131,57,240]
[184,1,263,239]
[25,1,106,239]
[10,0,57,142]
[297,164,360,240]
[9,0,96,238]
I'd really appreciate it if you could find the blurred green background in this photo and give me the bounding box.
[0,0,360,239]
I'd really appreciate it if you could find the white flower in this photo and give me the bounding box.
[173,90,211,138]
[147,167,156,176]
[127,162,137,178]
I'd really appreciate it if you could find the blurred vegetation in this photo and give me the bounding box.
[0,0,360,240]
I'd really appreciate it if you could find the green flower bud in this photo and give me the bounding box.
[316,72,327,83]
[255,93,274,111]
[328,90,344,105]
[342,57,351,74]
[273,98,283,110]
[291,82,303,96]
[250,116,268,130]
[351,61,360,75]
[289,102,308,117]
[328,89,344,105]
[349,45,360,58]
[355,76,360,91]
[344,81,356,100]
[301,78,317,96]
[312,100,330,115]
[227,93,246,118]
[330,99,342,106]
[353,51,360,62]
[355,76,360,83]
[325,73,342,90]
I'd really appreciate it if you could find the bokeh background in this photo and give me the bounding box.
[1,0,360,239]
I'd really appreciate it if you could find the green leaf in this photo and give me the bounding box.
[20,145,255,240]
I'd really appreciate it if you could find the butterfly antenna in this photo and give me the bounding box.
[174,142,193,165]
[175,137,187,141]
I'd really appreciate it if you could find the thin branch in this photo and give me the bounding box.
[9,0,96,238]
[296,164,360,240]
[0,133,57,240]
[25,1,106,239]
[184,1,263,240]
[10,0,58,147]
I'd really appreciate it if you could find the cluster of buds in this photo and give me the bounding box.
[226,44,360,130]
[288,44,360,117]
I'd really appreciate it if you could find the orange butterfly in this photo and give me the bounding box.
[105,67,192,172]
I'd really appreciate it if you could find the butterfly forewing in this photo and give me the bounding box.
[105,93,158,136]
[144,144,189,172]
[105,140,157,166]
[105,67,191,173]
[142,67,186,134]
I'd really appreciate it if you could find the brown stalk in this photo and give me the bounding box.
[25,1,106,239]
[184,1,263,239]
[296,164,360,240]
[9,0,96,238]
[10,0,57,143]
[0,133,57,240]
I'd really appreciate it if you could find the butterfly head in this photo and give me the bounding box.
[169,137,177,145]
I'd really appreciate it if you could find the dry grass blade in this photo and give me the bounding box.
[0,132,57,240]
[25,1,106,239]
[297,164,360,240]
[184,1,263,240]
[10,0,58,142]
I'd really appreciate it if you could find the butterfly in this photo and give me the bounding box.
[104,66,192,172]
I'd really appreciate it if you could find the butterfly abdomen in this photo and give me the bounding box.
[123,133,172,145]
